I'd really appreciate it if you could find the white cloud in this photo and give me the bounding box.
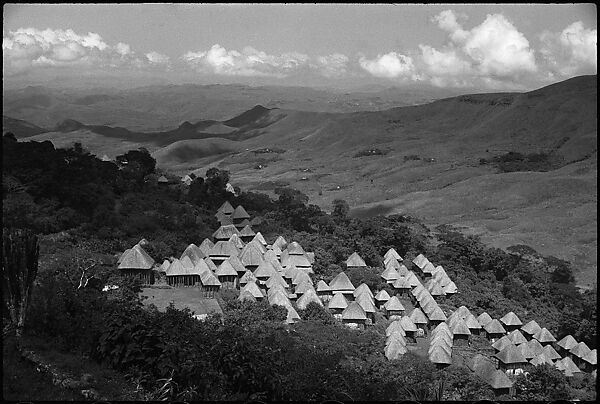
[182,44,310,77]
[3,27,169,74]
[312,53,349,77]
[358,52,416,79]
[539,21,597,77]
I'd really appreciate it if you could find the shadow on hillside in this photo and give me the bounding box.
[349,204,394,219]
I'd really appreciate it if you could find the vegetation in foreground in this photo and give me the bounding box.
[2,133,597,400]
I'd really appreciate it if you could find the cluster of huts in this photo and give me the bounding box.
[214,201,260,228]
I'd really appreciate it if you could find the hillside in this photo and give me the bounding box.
[3,115,48,138]
[14,75,598,287]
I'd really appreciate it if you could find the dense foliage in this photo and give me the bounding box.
[2,135,596,401]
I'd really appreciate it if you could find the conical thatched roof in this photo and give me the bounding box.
[160,259,170,272]
[200,270,221,286]
[533,327,556,343]
[329,272,355,292]
[384,256,401,269]
[406,271,422,287]
[521,319,542,336]
[228,233,245,249]
[429,282,446,297]
[242,281,264,298]
[542,344,562,361]
[286,306,301,324]
[346,252,367,268]
[570,341,591,358]
[239,243,265,267]
[209,240,240,258]
[262,249,279,264]
[253,232,267,246]
[239,225,255,237]
[204,256,218,272]
[442,281,457,294]
[283,264,299,279]
[583,349,597,365]
[412,254,428,269]
[118,244,155,269]
[384,296,405,311]
[225,255,245,274]
[238,290,257,302]
[353,283,374,298]
[500,311,522,326]
[232,205,250,220]
[530,353,553,366]
[356,293,376,313]
[558,357,582,376]
[212,224,240,240]
[266,273,288,289]
[392,276,411,289]
[397,264,409,276]
[198,238,214,255]
[180,255,195,270]
[117,248,131,264]
[429,345,452,364]
[384,248,402,261]
[385,339,408,360]
[428,306,448,322]
[556,334,578,351]
[386,333,407,346]
[484,319,506,334]
[492,336,514,351]
[216,260,238,277]
[240,270,257,285]
[166,259,185,276]
[328,292,349,310]
[296,289,323,310]
[399,316,418,332]
[220,216,234,226]
[292,269,313,286]
[180,243,206,264]
[431,333,453,348]
[386,320,405,336]
[487,370,514,390]
[268,290,291,307]
[422,261,436,274]
[507,329,528,345]
[496,344,527,364]
[433,322,451,334]
[451,319,471,336]
[527,339,545,356]
[374,289,391,301]
[218,200,235,215]
[477,312,493,327]
[246,238,267,254]
[381,266,400,282]
[286,241,305,255]
[342,302,367,321]
[254,260,277,279]
[282,254,312,270]
[409,308,428,325]
[464,313,482,330]
[429,341,452,357]
[316,279,332,292]
[295,280,315,295]
[272,235,288,251]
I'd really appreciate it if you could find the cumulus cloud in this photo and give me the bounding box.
[358,52,417,79]
[3,27,169,74]
[182,44,310,77]
[539,21,597,78]
[311,53,349,77]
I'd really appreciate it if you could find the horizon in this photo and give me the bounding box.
[3,4,597,92]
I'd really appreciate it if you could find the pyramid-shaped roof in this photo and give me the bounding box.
[282,254,312,270]
[484,319,506,334]
[431,333,453,347]
[216,260,238,277]
[433,322,451,334]
[329,272,355,292]
[232,205,250,220]
[569,341,591,358]
[240,270,257,285]
[493,336,514,351]
[422,261,436,274]
[180,243,206,264]
[200,270,221,286]
[296,289,323,310]
[238,290,257,302]
[521,319,542,336]
[204,257,218,272]
[328,292,349,310]
[265,273,288,289]
[500,311,522,326]
[464,313,482,330]
[477,312,493,327]
[385,339,408,360]
[226,255,246,274]
[239,243,265,267]
[396,264,409,276]
[198,238,214,255]
[406,271,422,287]
[268,290,291,307]
[346,252,367,267]
[292,269,313,286]
[487,370,514,390]
[242,281,264,298]
[556,334,578,351]
[193,258,211,274]
[356,293,376,313]
[384,296,405,311]
[412,253,428,269]
[527,339,545,356]
[530,353,553,366]
[117,248,131,264]
[451,318,471,336]
[246,239,267,254]
[381,266,400,282]
[496,344,527,364]
[392,276,411,289]
[384,248,402,261]
[294,280,316,295]
[559,357,582,375]
[533,327,556,343]
[507,329,528,345]
[218,200,235,215]
[316,279,332,292]
[209,240,240,258]
[386,320,405,336]
[166,259,185,276]
[387,333,407,346]
[342,302,367,321]
[429,345,452,364]
[374,289,391,301]
[118,244,155,269]
[228,233,245,249]
[160,259,171,272]
[582,349,597,365]
[286,306,301,324]
[384,256,401,269]
[212,224,240,240]
[239,225,255,237]
[442,281,458,294]
[283,264,299,279]
[429,282,446,296]
[254,260,277,279]
[262,249,278,263]
[428,306,447,322]
[409,308,429,325]
[272,235,288,250]
[286,241,305,255]
[220,216,234,226]
[399,316,418,332]
[353,283,373,298]
[541,344,562,361]
[253,232,267,246]
[180,255,195,270]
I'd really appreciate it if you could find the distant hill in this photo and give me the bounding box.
[2,116,48,138]
[18,75,597,287]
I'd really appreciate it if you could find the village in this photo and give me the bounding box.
[116,199,597,397]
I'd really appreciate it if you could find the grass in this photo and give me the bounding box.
[140,287,223,315]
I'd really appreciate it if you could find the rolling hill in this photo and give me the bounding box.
[13,75,598,288]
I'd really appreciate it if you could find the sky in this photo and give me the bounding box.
[3,4,597,91]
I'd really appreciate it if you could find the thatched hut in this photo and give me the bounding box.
[199,270,221,298]
[208,240,240,265]
[429,345,452,368]
[341,302,367,329]
[380,266,400,284]
[556,334,578,357]
[118,244,155,284]
[533,327,557,346]
[316,280,333,302]
[180,243,206,265]
[239,243,265,270]
[328,292,349,319]
[520,319,542,341]
[212,224,240,241]
[399,316,418,343]
[198,238,214,257]
[499,311,523,332]
[329,272,355,298]
[374,289,391,309]
[484,319,506,342]
[215,260,238,289]
[392,276,411,297]
[232,205,251,228]
[495,344,528,375]
[384,248,402,261]
[384,296,405,319]
[346,252,367,269]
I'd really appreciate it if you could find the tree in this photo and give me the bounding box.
[2,228,40,340]
[331,199,350,222]
[514,364,569,401]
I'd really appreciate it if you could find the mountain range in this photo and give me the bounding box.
[4,75,597,289]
